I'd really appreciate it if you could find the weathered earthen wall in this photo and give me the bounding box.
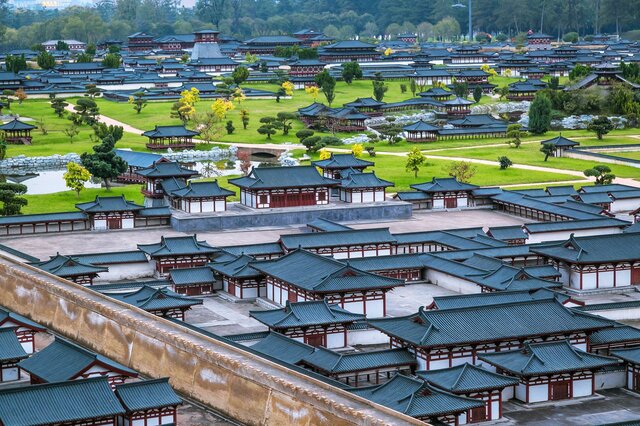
[0,256,424,426]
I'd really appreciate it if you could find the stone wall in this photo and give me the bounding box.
[0,256,423,426]
[171,202,414,232]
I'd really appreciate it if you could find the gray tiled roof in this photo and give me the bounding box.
[280,228,396,249]
[31,254,108,277]
[104,285,202,310]
[138,235,218,257]
[369,300,612,348]
[115,378,181,412]
[589,324,640,346]
[312,153,373,170]
[229,166,338,189]
[299,347,415,373]
[0,378,125,426]
[531,233,640,263]
[417,363,519,392]
[306,218,352,232]
[69,250,147,265]
[136,161,198,179]
[524,218,628,233]
[0,328,28,362]
[169,266,215,286]
[250,299,365,328]
[19,337,137,383]
[75,196,143,213]
[429,288,571,310]
[611,346,640,364]
[479,340,619,376]
[210,255,262,278]
[411,177,478,193]
[169,180,234,198]
[248,332,315,364]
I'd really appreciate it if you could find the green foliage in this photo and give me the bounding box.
[315,71,336,106]
[85,43,96,55]
[540,143,555,161]
[472,86,482,103]
[405,147,426,178]
[409,79,417,97]
[80,136,128,190]
[276,112,296,135]
[50,97,69,118]
[129,91,147,114]
[342,62,363,84]
[498,156,513,170]
[108,45,120,54]
[257,116,281,139]
[377,122,404,143]
[562,32,579,43]
[36,51,56,70]
[56,40,69,51]
[447,161,477,183]
[609,84,640,116]
[584,164,615,185]
[452,81,469,98]
[5,55,27,73]
[63,124,80,143]
[231,66,250,85]
[372,77,388,102]
[0,182,28,216]
[225,120,235,134]
[528,93,552,135]
[92,122,123,143]
[296,129,314,142]
[548,76,560,90]
[506,124,522,148]
[102,53,121,69]
[73,98,100,125]
[569,64,591,81]
[587,116,615,139]
[240,109,250,130]
[76,53,94,63]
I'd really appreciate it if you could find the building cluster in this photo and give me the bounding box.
[0,306,182,426]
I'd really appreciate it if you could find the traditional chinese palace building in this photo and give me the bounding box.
[135,161,198,201]
[103,285,202,320]
[0,118,36,144]
[142,125,200,150]
[166,180,234,213]
[138,235,219,277]
[312,153,374,179]
[409,177,479,210]
[75,196,144,230]
[0,307,45,354]
[0,328,28,383]
[31,254,109,285]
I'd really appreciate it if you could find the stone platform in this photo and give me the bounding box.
[170,201,413,232]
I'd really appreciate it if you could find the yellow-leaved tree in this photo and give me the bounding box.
[63,162,92,198]
[211,99,235,121]
[232,87,246,106]
[180,87,200,106]
[305,85,320,101]
[351,143,364,158]
[282,81,294,97]
[384,47,393,56]
[318,148,331,160]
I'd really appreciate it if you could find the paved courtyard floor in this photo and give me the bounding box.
[503,389,640,425]
[0,209,529,260]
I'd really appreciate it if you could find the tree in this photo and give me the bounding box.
[196,0,226,28]
[318,148,331,161]
[377,122,404,144]
[56,40,69,51]
[36,51,56,70]
[452,81,468,98]
[64,124,80,143]
[400,84,407,94]
[102,53,121,68]
[540,142,555,162]
[232,87,246,106]
[240,109,250,130]
[171,100,195,124]
[14,89,27,105]
[569,64,591,81]
[93,123,123,143]
[211,98,235,121]
[472,86,482,103]
[528,93,552,135]
[2,90,15,110]
[584,165,616,185]
[237,150,252,175]
[410,79,417,97]
[497,86,509,100]
[0,182,28,216]
[74,98,99,125]
[85,43,97,55]
[587,116,615,140]
[498,156,513,170]
[257,117,281,140]
[301,136,324,152]
[80,136,127,190]
[128,91,147,114]
[352,143,364,158]
[276,112,296,135]
[372,77,388,102]
[447,161,477,183]
[85,85,101,99]
[63,162,91,197]
[342,62,362,84]
[76,53,94,63]
[226,120,235,135]
[5,55,28,73]
[296,129,314,142]
[305,85,320,101]
[506,124,523,148]
[405,147,426,178]
[315,71,336,106]
[231,66,250,85]
[281,81,294,97]
[549,76,560,90]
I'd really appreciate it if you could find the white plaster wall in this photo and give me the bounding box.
[585,307,640,321]
[433,199,445,209]
[490,401,500,420]
[515,383,528,402]
[459,196,468,207]
[326,332,344,349]
[572,342,587,351]
[429,359,451,370]
[526,227,623,244]
[611,198,640,213]
[366,299,384,318]
[94,219,107,230]
[215,200,225,211]
[426,270,481,294]
[123,218,134,229]
[527,384,548,403]
[1,367,19,382]
[347,328,389,346]
[595,370,626,390]
[573,378,592,397]
[599,270,615,289]
[94,262,154,282]
[502,386,514,401]
[375,190,385,201]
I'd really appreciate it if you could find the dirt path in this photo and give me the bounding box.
[64,104,144,134]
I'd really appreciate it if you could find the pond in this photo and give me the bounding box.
[1,160,274,195]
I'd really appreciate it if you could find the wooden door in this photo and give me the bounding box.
[107,217,122,229]
[444,197,458,208]
[550,381,570,400]
[631,267,640,285]
[305,334,324,347]
[468,405,488,423]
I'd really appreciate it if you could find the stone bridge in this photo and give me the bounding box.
[235,144,296,162]
[0,255,423,426]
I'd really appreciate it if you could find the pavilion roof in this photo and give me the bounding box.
[540,135,580,147]
[19,337,137,383]
[138,235,218,257]
[250,299,365,328]
[343,97,385,107]
[411,177,478,193]
[229,166,339,189]
[487,225,527,241]
[68,250,148,265]
[104,285,202,311]
[0,328,28,362]
[611,346,640,364]
[428,288,571,311]
[299,347,415,373]
[479,340,619,376]
[340,171,393,189]
[531,233,640,264]
[0,118,36,131]
[0,378,125,426]
[403,120,440,132]
[349,375,484,418]
[312,153,374,170]
[306,218,352,232]
[417,363,519,393]
[523,218,627,234]
[75,195,144,213]
[210,255,262,278]
[114,149,165,168]
[31,254,108,277]
[169,266,215,286]
[247,332,315,364]
[251,249,402,293]
[142,125,200,138]
[169,180,234,198]
[0,307,45,331]
[115,378,182,412]
[279,228,396,250]
[368,299,612,348]
[135,161,198,179]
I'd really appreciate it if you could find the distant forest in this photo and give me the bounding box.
[1,0,640,49]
